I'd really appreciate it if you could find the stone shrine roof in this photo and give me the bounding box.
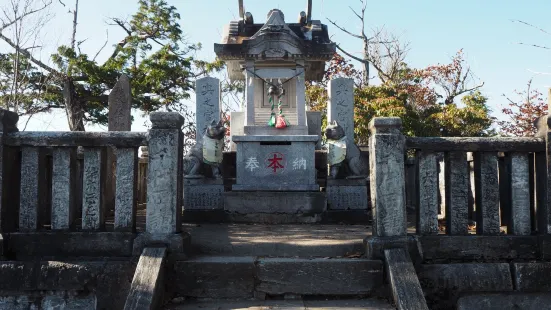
[214,9,336,81]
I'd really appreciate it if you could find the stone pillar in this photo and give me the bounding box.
[296,60,306,126]
[244,60,255,126]
[369,117,406,236]
[106,75,132,216]
[195,77,221,143]
[328,78,354,141]
[545,89,551,234]
[0,110,19,232]
[146,112,184,235]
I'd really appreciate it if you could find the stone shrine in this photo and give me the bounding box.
[184,2,369,219]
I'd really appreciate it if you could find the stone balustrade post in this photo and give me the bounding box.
[145,112,184,235]
[369,117,406,236]
[545,90,551,234]
[0,109,19,232]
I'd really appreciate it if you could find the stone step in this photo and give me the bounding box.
[165,298,395,309]
[168,256,384,299]
[184,224,369,257]
[457,293,551,310]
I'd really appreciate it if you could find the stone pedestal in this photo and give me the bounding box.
[326,178,369,210]
[232,135,319,191]
[183,178,224,210]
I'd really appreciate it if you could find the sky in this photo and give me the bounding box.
[3,0,551,132]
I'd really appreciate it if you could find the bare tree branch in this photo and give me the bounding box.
[0,32,60,76]
[93,29,109,62]
[0,0,52,32]
[326,18,363,39]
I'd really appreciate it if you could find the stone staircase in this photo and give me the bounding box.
[162,224,395,309]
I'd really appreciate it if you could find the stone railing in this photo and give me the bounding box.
[0,110,186,258]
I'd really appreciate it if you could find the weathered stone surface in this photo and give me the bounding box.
[306,111,322,149]
[369,117,406,236]
[546,124,551,234]
[326,181,368,210]
[147,113,183,234]
[256,258,383,295]
[108,74,132,131]
[364,236,422,264]
[19,147,40,231]
[445,151,469,235]
[172,256,255,298]
[509,153,531,235]
[418,263,513,309]
[51,148,76,230]
[195,77,221,144]
[229,111,244,151]
[186,224,367,258]
[167,299,395,309]
[183,178,224,210]
[419,235,539,262]
[328,78,354,141]
[7,232,134,258]
[513,262,551,291]
[416,151,439,235]
[124,247,166,310]
[83,261,135,310]
[224,191,326,214]
[474,152,500,235]
[406,136,545,152]
[82,148,104,230]
[132,232,190,256]
[0,292,97,310]
[115,148,138,231]
[457,293,551,310]
[385,248,429,310]
[296,61,307,126]
[233,135,318,191]
[5,131,147,147]
[535,152,549,234]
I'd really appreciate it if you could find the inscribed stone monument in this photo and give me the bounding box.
[195,77,221,143]
[328,78,354,142]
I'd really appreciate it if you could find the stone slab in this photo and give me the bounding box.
[171,256,256,299]
[419,235,539,262]
[328,78,354,141]
[306,111,322,150]
[418,263,513,309]
[384,248,429,310]
[166,299,394,310]
[234,136,318,191]
[185,224,367,258]
[108,74,132,131]
[255,258,383,296]
[513,262,551,291]
[244,125,309,136]
[326,185,368,210]
[364,236,422,264]
[0,261,134,310]
[457,293,551,310]
[124,247,167,310]
[224,191,326,214]
[195,77,221,144]
[6,232,134,258]
[0,292,97,310]
[229,111,244,151]
[183,179,224,210]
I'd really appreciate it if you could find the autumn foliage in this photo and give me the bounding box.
[307,51,495,143]
[497,79,548,137]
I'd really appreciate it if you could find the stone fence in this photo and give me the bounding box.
[0,110,186,257]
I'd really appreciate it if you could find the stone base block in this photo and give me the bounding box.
[513,262,551,291]
[419,263,513,309]
[232,184,320,191]
[132,232,190,256]
[184,178,224,210]
[326,179,368,210]
[457,293,551,310]
[244,125,309,136]
[364,236,422,264]
[224,192,326,214]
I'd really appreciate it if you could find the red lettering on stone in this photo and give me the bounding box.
[267,152,285,173]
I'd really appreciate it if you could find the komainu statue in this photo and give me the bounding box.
[324,120,368,179]
[183,119,227,178]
